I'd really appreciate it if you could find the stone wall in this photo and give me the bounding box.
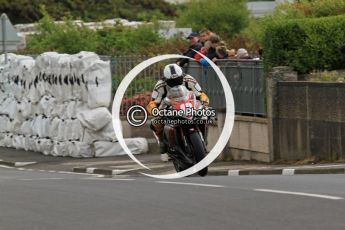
[122,114,271,162]
[268,67,345,161]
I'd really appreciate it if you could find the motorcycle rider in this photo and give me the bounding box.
[146,63,209,162]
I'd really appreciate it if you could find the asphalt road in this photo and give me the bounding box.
[1,166,344,230]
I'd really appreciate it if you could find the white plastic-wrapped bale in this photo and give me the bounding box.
[38,138,54,156]
[84,60,111,109]
[66,141,94,158]
[0,133,5,146]
[0,115,9,133]
[77,107,111,132]
[57,119,67,142]
[49,117,60,140]
[38,95,56,117]
[19,119,33,136]
[82,122,116,144]
[52,141,68,157]
[94,138,148,157]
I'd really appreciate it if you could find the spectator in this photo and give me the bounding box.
[176,32,202,67]
[207,34,221,61]
[199,28,214,45]
[228,49,236,59]
[195,41,212,66]
[215,46,229,61]
[237,48,252,59]
[194,41,212,62]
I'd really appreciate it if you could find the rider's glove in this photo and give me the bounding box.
[199,92,209,106]
[146,100,157,115]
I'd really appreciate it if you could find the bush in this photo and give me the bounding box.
[177,0,249,37]
[263,15,345,74]
[245,0,345,45]
[23,8,186,56]
[0,0,177,24]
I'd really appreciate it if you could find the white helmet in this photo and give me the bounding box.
[163,64,184,87]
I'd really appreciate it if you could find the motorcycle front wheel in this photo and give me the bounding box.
[189,132,208,177]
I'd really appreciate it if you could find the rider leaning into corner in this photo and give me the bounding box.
[146,63,210,162]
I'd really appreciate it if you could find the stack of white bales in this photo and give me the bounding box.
[0,52,148,157]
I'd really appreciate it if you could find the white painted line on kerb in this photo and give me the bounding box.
[156,181,225,188]
[86,168,96,174]
[14,162,37,167]
[297,164,345,169]
[228,170,240,176]
[282,169,295,176]
[254,189,344,200]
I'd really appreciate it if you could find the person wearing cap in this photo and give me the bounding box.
[176,32,202,67]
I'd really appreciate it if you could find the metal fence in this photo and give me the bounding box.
[110,56,266,116]
[185,60,266,115]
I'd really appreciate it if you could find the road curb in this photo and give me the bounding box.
[73,167,133,176]
[228,167,345,176]
[0,160,37,167]
[73,167,230,176]
[73,166,345,177]
[72,167,345,177]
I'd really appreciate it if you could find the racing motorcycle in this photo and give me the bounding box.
[158,85,214,177]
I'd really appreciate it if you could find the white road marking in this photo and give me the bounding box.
[282,169,295,176]
[156,181,225,188]
[84,177,135,181]
[112,169,135,175]
[254,189,344,200]
[0,165,13,169]
[17,178,64,181]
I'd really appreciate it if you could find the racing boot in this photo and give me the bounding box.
[160,141,169,162]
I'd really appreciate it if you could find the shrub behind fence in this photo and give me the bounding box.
[263,14,345,74]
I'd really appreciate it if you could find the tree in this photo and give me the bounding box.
[177,0,249,37]
[0,0,177,24]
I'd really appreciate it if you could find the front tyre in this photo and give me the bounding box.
[189,132,208,177]
[172,158,192,172]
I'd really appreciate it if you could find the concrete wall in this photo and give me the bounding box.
[121,114,270,162]
[273,82,345,161]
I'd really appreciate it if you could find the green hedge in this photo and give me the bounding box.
[263,15,345,74]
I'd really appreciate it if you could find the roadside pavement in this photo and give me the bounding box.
[1,147,345,177]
